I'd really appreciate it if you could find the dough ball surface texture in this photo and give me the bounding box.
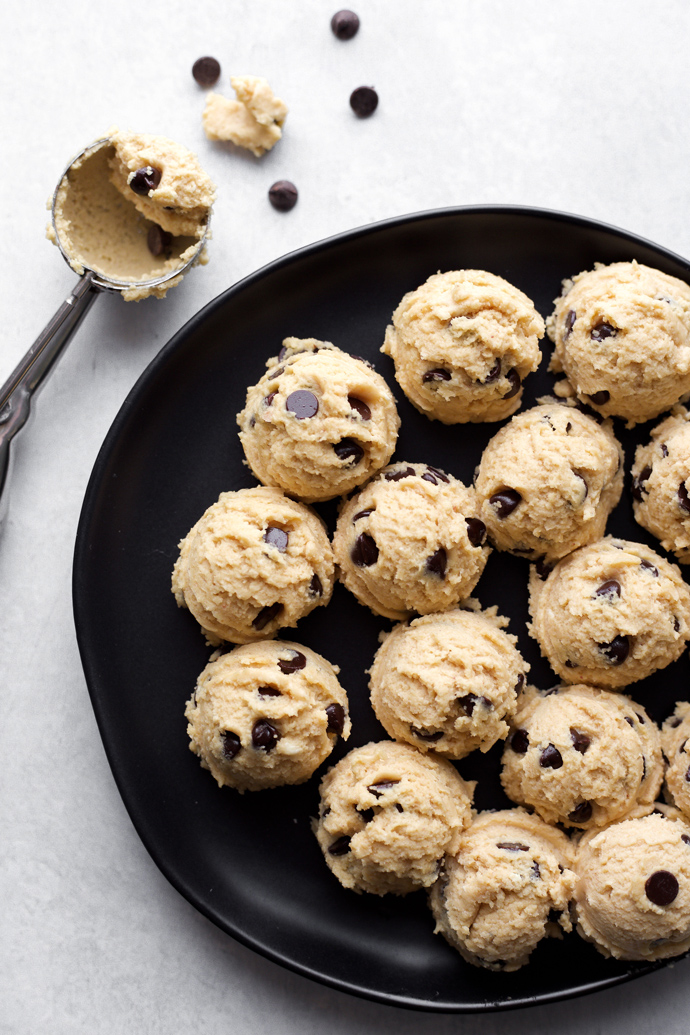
[428,809,576,971]
[475,402,623,563]
[662,702,690,820]
[547,261,690,424]
[381,269,544,424]
[333,462,489,620]
[501,684,663,828]
[313,740,474,896]
[238,338,400,502]
[172,486,334,644]
[185,640,350,792]
[632,406,690,563]
[528,536,690,688]
[369,606,528,758]
[574,808,690,960]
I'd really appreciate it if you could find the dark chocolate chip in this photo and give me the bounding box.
[632,465,652,501]
[572,470,588,501]
[535,557,553,581]
[456,693,478,716]
[636,712,646,723]
[674,617,682,632]
[532,862,541,879]
[679,482,690,513]
[590,321,617,341]
[268,180,298,212]
[511,728,529,753]
[309,573,323,597]
[385,466,415,481]
[589,390,610,406]
[251,719,280,751]
[540,744,563,769]
[515,673,525,693]
[286,389,319,418]
[258,686,282,697]
[192,56,221,86]
[328,835,351,856]
[353,508,374,522]
[424,465,450,483]
[356,807,374,823]
[670,716,683,727]
[264,391,277,407]
[348,395,371,420]
[565,309,576,337]
[503,368,521,399]
[682,834,690,846]
[331,9,360,38]
[466,517,487,547]
[496,842,529,852]
[599,635,630,665]
[395,803,404,813]
[326,703,346,735]
[661,443,669,457]
[333,438,364,463]
[568,801,592,823]
[482,359,501,384]
[645,870,679,906]
[367,780,398,798]
[489,489,522,518]
[425,547,447,578]
[565,421,573,433]
[221,730,241,759]
[570,728,591,754]
[130,166,162,196]
[350,85,378,117]
[411,726,443,741]
[278,650,306,674]
[252,602,284,630]
[422,367,451,383]
[595,579,621,600]
[268,366,285,381]
[146,224,172,257]
[642,757,647,780]
[564,659,575,668]
[625,716,635,727]
[640,559,659,576]
[264,526,289,552]
[351,532,378,566]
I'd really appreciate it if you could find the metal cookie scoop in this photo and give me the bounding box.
[0,137,211,525]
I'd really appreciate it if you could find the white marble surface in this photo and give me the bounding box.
[3,0,690,1030]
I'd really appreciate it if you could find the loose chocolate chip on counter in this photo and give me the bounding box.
[350,85,378,117]
[351,532,379,567]
[511,729,529,753]
[645,870,679,906]
[535,558,553,581]
[568,801,593,824]
[130,166,162,195]
[353,508,374,522]
[252,602,284,630]
[356,807,374,823]
[422,367,451,383]
[331,9,360,38]
[540,744,563,769]
[489,489,522,518]
[466,517,487,547]
[595,579,621,600]
[258,686,282,697]
[192,56,221,86]
[278,650,306,674]
[411,726,444,741]
[565,309,577,337]
[640,559,659,576]
[481,359,501,384]
[503,368,521,399]
[264,526,289,552]
[496,842,529,852]
[334,438,364,463]
[385,466,415,481]
[252,719,280,751]
[309,573,323,597]
[264,391,277,407]
[589,390,610,406]
[328,835,351,856]
[570,728,591,754]
[221,730,241,759]
[348,395,371,420]
[631,465,652,501]
[678,482,690,513]
[590,321,617,341]
[515,673,525,693]
[286,389,319,418]
[425,547,447,578]
[146,225,172,257]
[367,780,398,798]
[599,635,630,665]
[326,703,346,735]
[268,180,298,211]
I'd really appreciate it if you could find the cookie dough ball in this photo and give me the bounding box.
[313,741,474,896]
[429,809,576,972]
[185,640,350,792]
[632,407,690,563]
[333,462,489,620]
[501,684,663,829]
[172,486,334,644]
[528,537,690,688]
[238,338,400,502]
[662,702,690,820]
[381,270,544,424]
[547,261,690,425]
[574,808,690,960]
[369,606,528,759]
[475,402,623,563]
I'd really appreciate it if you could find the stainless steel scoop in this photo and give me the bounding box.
[0,137,211,524]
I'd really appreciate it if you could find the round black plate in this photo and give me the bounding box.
[74,206,690,1012]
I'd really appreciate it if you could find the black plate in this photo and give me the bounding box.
[74,206,690,1012]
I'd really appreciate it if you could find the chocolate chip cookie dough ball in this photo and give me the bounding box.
[237,338,400,502]
[475,402,623,563]
[381,270,544,424]
[369,606,528,759]
[632,407,690,563]
[185,640,350,792]
[172,486,334,645]
[573,807,690,960]
[429,809,576,972]
[313,741,474,896]
[501,685,663,829]
[333,462,489,620]
[662,702,690,820]
[547,261,690,425]
[528,537,690,689]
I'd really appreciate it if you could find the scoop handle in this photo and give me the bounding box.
[0,272,100,526]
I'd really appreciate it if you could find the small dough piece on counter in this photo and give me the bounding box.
[381,270,544,424]
[429,808,576,972]
[172,486,334,645]
[528,537,690,689]
[547,261,690,425]
[185,640,350,792]
[333,462,489,620]
[313,741,474,896]
[574,806,690,960]
[202,75,288,156]
[238,338,400,502]
[369,605,528,758]
[501,684,663,828]
[662,702,690,820]
[475,402,623,563]
[632,406,690,563]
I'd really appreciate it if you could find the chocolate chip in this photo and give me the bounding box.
[252,602,284,630]
[456,693,478,716]
[395,803,404,813]
[350,85,378,117]
[565,421,573,433]
[334,438,364,463]
[589,390,610,406]
[670,716,683,727]
[511,729,529,753]
[252,719,280,751]
[642,757,647,780]
[645,870,679,906]
[572,470,588,502]
[503,368,521,399]
[496,842,529,852]
[357,807,374,823]
[568,801,592,823]
[258,686,281,697]
[351,532,378,566]
[624,716,635,727]
[353,508,374,522]
[660,443,669,457]
[489,489,522,518]
[466,517,487,547]
[532,862,541,879]
[535,558,553,581]
[328,835,351,856]
[221,730,241,759]
[674,617,681,632]
[515,673,525,693]
[129,166,162,195]
[326,703,346,735]
[540,744,563,769]
[591,321,617,341]
[192,56,221,86]
[640,559,659,576]
[268,180,298,212]
[286,389,318,418]
[146,225,172,257]
[264,391,277,407]
[348,395,371,420]
[636,712,646,723]
[411,726,443,741]
[278,650,306,674]
[331,9,360,39]
[422,367,451,383]
[683,835,690,846]
[367,780,398,798]
[570,728,591,754]
[423,465,450,484]
[268,366,285,381]
[385,466,415,481]
[599,635,630,665]
[309,573,323,597]
[595,579,621,600]
[264,526,289,552]
[482,359,501,384]
[425,547,447,578]
[679,482,690,513]
[632,465,652,501]
[565,309,576,337]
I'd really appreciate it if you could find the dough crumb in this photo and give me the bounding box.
[202,76,288,156]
